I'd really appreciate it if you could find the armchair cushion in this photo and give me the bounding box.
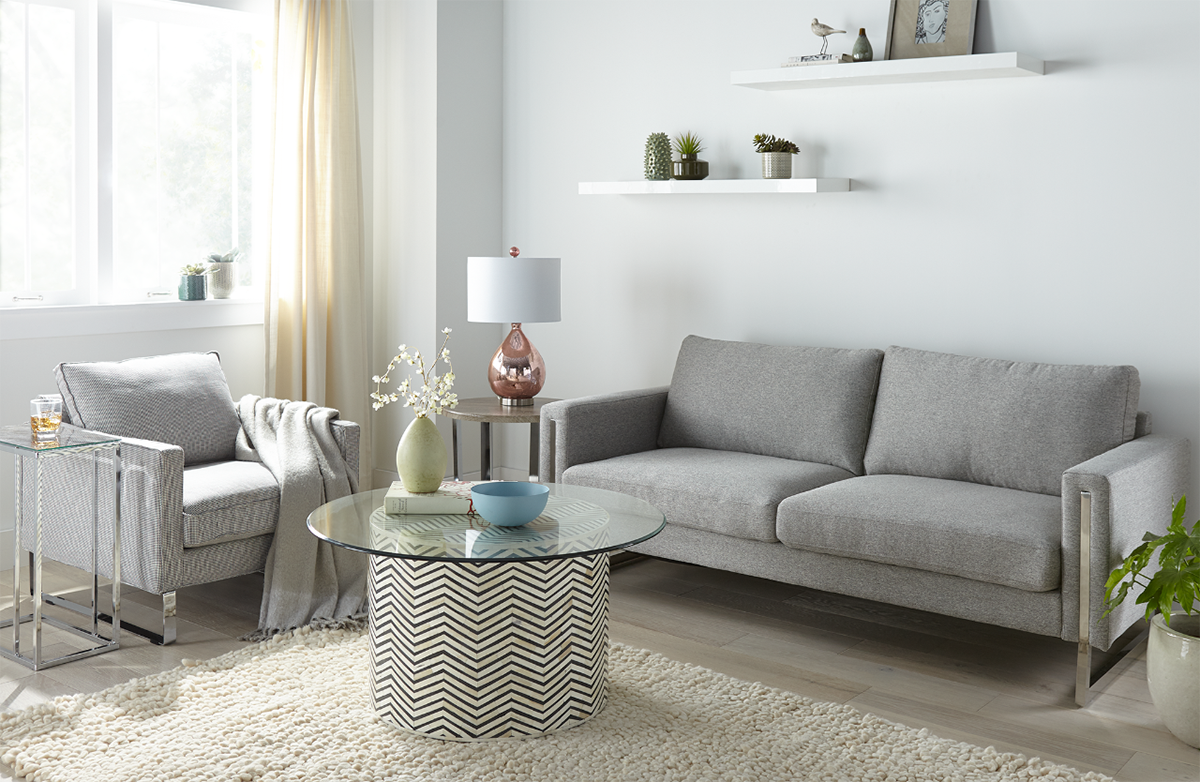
[56,352,242,466]
[182,461,280,548]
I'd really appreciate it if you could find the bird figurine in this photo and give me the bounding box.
[811,18,845,55]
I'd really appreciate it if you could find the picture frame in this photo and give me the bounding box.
[884,0,979,60]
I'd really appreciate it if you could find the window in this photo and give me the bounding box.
[0,0,269,307]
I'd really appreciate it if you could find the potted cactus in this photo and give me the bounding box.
[206,247,243,299]
[672,132,709,181]
[753,133,800,179]
[178,262,214,301]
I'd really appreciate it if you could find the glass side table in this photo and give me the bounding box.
[0,424,121,669]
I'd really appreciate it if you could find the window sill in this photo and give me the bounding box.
[0,298,264,341]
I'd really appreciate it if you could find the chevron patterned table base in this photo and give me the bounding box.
[368,552,610,741]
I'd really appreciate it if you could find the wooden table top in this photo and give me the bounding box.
[439,397,561,424]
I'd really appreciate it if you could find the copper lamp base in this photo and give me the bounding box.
[488,323,544,406]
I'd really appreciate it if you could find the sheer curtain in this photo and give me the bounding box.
[266,0,371,482]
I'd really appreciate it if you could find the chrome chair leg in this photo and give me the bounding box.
[100,590,176,645]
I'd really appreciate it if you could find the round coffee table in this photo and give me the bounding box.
[307,483,664,741]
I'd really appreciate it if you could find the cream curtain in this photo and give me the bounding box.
[266,0,371,483]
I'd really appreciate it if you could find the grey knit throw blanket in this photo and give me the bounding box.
[235,395,366,640]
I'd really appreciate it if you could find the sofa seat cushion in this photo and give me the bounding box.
[864,346,1140,496]
[563,447,854,543]
[775,474,1062,592]
[657,336,884,475]
[182,461,279,548]
[56,352,242,466]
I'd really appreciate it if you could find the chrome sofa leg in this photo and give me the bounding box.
[1076,491,1092,707]
[100,590,176,645]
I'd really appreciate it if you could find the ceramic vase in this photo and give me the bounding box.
[852,28,873,62]
[396,415,447,493]
[761,152,793,179]
[178,275,207,301]
[210,262,237,299]
[1147,612,1200,748]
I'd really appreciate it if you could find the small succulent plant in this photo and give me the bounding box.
[180,262,215,276]
[644,132,672,181]
[207,248,243,263]
[753,133,800,154]
[673,132,704,157]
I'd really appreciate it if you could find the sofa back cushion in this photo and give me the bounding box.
[863,346,1140,496]
[657,336,885,474]
[56,352,241,466]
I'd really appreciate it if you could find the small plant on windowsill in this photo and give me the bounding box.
[206,248,243,299]
[178,263,214,301]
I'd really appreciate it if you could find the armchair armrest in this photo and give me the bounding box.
[19,432,184,595]
[330,419,361,490]
[1062,433,1191,650]
[539,387,669,484]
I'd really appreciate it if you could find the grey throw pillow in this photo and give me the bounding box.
[657,335,884,474]
[56,352,241,466]
[863,346,1140,495]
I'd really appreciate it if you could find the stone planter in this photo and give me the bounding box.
[178,275,207,301]
[1148,612,1200,748]
[210,262,237,299]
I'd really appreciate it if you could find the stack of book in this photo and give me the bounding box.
[385,480,477,515]
[781,53,853,67]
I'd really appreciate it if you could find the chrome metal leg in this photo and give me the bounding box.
[528,422,540,481]
[101,590,174,646]
[1076,490,1092,707]
[480,422,492,481]
[161,592,176,645]
[451,419,462,481]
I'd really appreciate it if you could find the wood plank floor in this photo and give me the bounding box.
[0,557,1194,781]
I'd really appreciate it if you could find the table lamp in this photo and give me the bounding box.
[467,248,561,406]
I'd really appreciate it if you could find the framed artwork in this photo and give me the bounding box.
[884,0,979,60]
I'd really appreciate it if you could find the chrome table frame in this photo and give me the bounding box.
[0,434,121,670]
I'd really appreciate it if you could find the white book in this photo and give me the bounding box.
[384,480,477,515]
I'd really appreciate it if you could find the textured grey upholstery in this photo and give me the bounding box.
[182,461,280,547]
[564,447,854,542]
[22,355,361,604]
[57,352,243,466]
[864,346,1141,496]
[658,336,883,474]
[777,475,1062,592]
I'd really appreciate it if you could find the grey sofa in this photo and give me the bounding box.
[539,336,1190,704]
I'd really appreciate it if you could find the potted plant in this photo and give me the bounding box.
[178,263,214,301]
[206,248,243,299]
[1104,496,1199,748]
[753,133,800,179]
[672,132,709,181]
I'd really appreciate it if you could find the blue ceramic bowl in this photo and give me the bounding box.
[471,482,550,527]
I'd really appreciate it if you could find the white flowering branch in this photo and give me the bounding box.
[370,327,458,418]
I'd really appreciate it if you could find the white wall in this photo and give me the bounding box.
[495,0,1200,498]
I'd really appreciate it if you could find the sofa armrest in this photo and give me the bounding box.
[1061,433,1190,650]
[539,387,670,484]
[19,431,184,595]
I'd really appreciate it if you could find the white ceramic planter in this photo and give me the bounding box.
[1147,612,1200,748]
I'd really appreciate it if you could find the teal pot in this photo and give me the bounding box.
[178,275,207,301]
[672,154,709,181]
[761,152,793,179]
[210,262,237,299]
[396,415,447,493]
[1147,612,1200,748]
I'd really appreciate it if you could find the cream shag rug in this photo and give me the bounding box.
[0,627,1111,782]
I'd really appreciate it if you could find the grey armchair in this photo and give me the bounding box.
[18,352,359,644]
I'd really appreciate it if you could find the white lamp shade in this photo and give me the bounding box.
[467,257,561,323]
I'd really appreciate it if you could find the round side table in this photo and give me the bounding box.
[440,397,560,481]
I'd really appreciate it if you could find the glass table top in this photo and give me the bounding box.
[308,483,666,562]
[0,424,120,453]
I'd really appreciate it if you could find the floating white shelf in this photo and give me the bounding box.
[731,52,1044,90]
[578,179,851,195]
